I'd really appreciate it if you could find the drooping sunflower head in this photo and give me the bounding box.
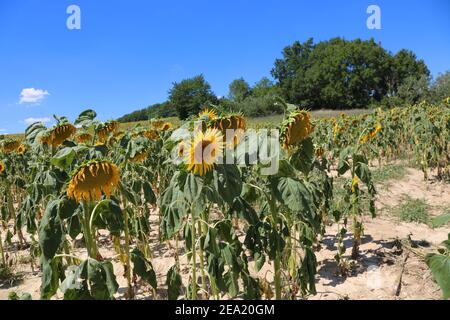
[185,128,224,176]
[67,160,120,202]
[151,119,166,130]
[144,129,159,140]
[210,114,247,147]
[281,110,314,149]
[76,133,93,144]
[130,150,148,163]
[0,161,5,175]
[161,122,173,131]
[17,144,27,155]
[41,124,76,147]
[2,140,20,153]
[198,108,218,121]
[97,121,119,142]
[360,123,382,144]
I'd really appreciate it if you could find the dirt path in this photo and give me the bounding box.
[1,167,449,300]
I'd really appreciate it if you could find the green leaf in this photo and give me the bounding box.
[92,199,124,236]
[40,258,62,300]
[50,147,76,170]
[432,213,450,228]
[39,200,64,260]
[143,181,156,205]
[166,265,183,300]
[131,249,157,290]
[290,137,314,175]
[229,197,259,225]
[183,173,203,204]
[425,253,450,299]
[213,164,242,205]
[298,246,317,295]
[272,177,314,215]
[75,109,97,126]
[87,259,118,300]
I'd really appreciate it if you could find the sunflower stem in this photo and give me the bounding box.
[191,215,198,300]
[0,226,6,268]
[5,181,26,247]
[122,197,134,300]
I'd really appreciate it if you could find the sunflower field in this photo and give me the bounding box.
[0,99,449,300]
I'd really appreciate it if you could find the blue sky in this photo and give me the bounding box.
[0,0,449,133]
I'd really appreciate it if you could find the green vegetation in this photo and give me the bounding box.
[372,164,407,185]
[393,196,430,224]
[117,38,450,124]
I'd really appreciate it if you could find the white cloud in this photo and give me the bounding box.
[24,117,51,125]
[19,88,49,104]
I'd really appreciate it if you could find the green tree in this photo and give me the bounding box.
[228,78,251,102]
[395,75,430,105]
[169,75,217,120]
[252,77,276,98]
[431,71,450,103]
[271,38,430,109]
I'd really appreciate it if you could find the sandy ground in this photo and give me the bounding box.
[1,166,449,300]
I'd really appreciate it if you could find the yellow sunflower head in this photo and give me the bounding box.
[176,141,186,158]
[76,133,93,144]
[161,122,173,131]
[0,161,5,175]
[210,114,247,147]
[281,110,314,149]
[2,140,20,153]
[17,144,27,155]
[41,124,76,147]
[198,108,218,121]
[67,160,120,202]
[185,128,224,176]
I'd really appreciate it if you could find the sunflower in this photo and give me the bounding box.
[41,124,76,147]
[281,110,314,148]
[198,108,217,121]
[2,140,20,153]
[97,121,118,142]
[351,175,359,193]
[130,150,148,163]
[144,130,159,140]
[360,124,382,144]
[315,146,325,158]
[17,144,27,155]
[0,161,5,175]
[161,122,173,131]
[185,128,224,176]
[210,114,247,147]
[177,141,186,158]
[76,133,93,144]
[67,160,120,202]
[151,119,166,130]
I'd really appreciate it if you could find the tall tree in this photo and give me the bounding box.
[271,38,430,109]
[228,78,251,102]
[168,75,217,120]
[431,71,450,103]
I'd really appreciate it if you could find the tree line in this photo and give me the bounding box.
[118,37,450,122]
